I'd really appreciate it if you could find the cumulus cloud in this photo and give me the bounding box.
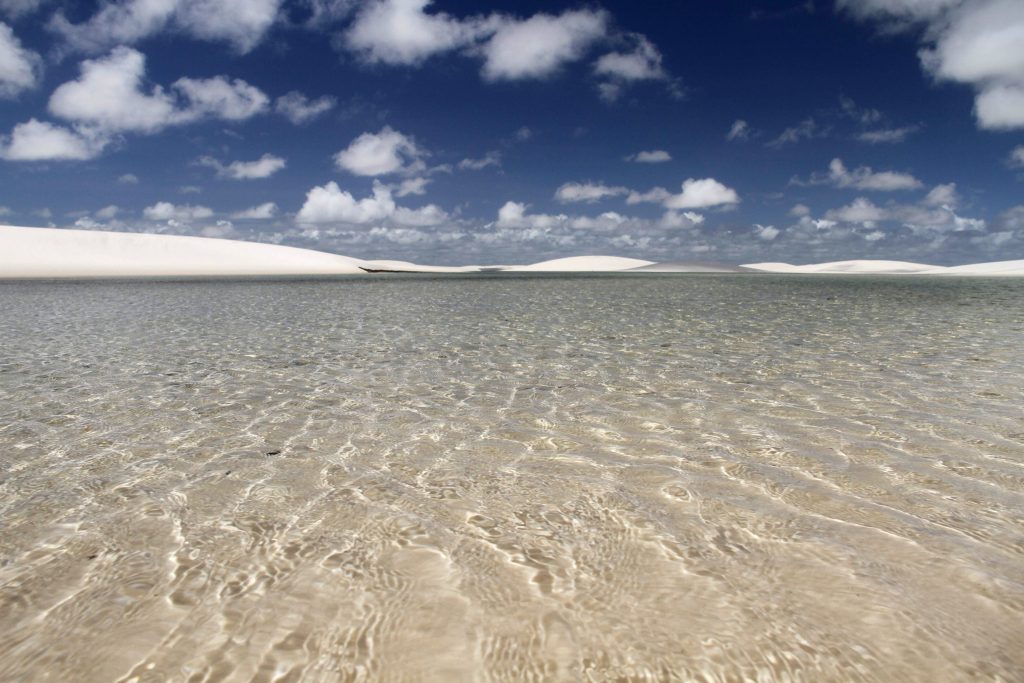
[232,202,278,219]
[798,158,924,191]
[395,176,429,196]
[495,201,567,230]
[48,0,283,55]
[593,34,676,101]
[0,0,47,19]
[841,0,1024,130]
[0,119,108,161]
[296,180,447,226]
[754,224,780,240]
[482,9,607,81]
[48,47,267,134]
[726,119,750,142]
[458,151,501,170]
[343,0,491,65]
[554,181,628,203]
[334,126,424,176]
[198,153,286,179]
[143,201,214,221]
[625,149,671,163]
[664,178,740,209]
[922,182,958,208]
[790,203,811,217]
[275,91,336,124]
[0,22,41,98]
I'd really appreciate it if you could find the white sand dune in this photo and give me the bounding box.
[503,255,654,272]
[0,225,367,278]
[924,260,1024,276]
[628,261,744,273]
[742,260,940,274]
[359,259,482,273]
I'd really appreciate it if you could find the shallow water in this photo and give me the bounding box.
[1,274,1022,682]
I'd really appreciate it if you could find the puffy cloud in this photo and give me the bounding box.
[232,202,278,219]
[626,186,672,205]
[663,178,740,209]
[143,201,214,221]
[824,197,889,225]
[843,0,1024,130]
[395,177,430,197]
[789,203,811,217]
[593,34,675,101]
[625,149,671,163]
[0,0,47,19]
[974,83,1024,130]
[794,158,924,191]
[199,153,286,179]
[0,22,41,98]
[0,119,108,161]
[825,158,923,191]
[296,180,447,226]
[275,91,336,124]
[922,182,958,208]
[554,181,627,203]
[343,0,491,65]
[754,224,780,240]
[458,151,501,170]
[334,126,424,176]
[495,201,566,229]
[48,47,268,135]
[857,126,918,143]
[482,10,607,81]
[48,0,282,55]
[767,117,826,148]
[726,119,750,142]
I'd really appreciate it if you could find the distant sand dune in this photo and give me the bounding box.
[2,225,1022,278]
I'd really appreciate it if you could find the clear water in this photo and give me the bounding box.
[1,275,1022,682]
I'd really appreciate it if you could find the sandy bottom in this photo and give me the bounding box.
[1,275,1022,682]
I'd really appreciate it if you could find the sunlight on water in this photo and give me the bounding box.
[1,275,1022,682]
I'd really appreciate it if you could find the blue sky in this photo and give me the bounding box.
[1,0,1022,265]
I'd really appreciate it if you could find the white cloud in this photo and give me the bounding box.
[824,158,924,191]
[844,0,1024,130]
[664,178,740,209]
[1011,145,1024,167]
[48,47,268,135]
[48,0,282,55]
[143,201,213,221]
[626,186,671,205]
[0,22,41,98]
[458,150,501,170]
[767,117,825,148]
[296,179,447,226]
[0,119,108,161]
[232,202,278,219]
[857,126,918,143]
[275,91,336,124]
[825,197,889,225]
[790,203,811,217]
[495,201,566,229]
[117,173,138,184]
[726,119,750,142]
[593,34,674,101]
[0,0,47,19]
[482,10,607,81]
[625,149,671,163]
[754,224,780,240]
[396,176,429,196]
[199,153,286,179]
[95,204,120,219]
[974,83,1024,130]
[334,126,424,176]
[922,182,958,207]
[343,0,490,65]
[0,204,11,215]
[554,181,627,203]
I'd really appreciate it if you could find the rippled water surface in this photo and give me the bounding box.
[1,275,1023,682]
